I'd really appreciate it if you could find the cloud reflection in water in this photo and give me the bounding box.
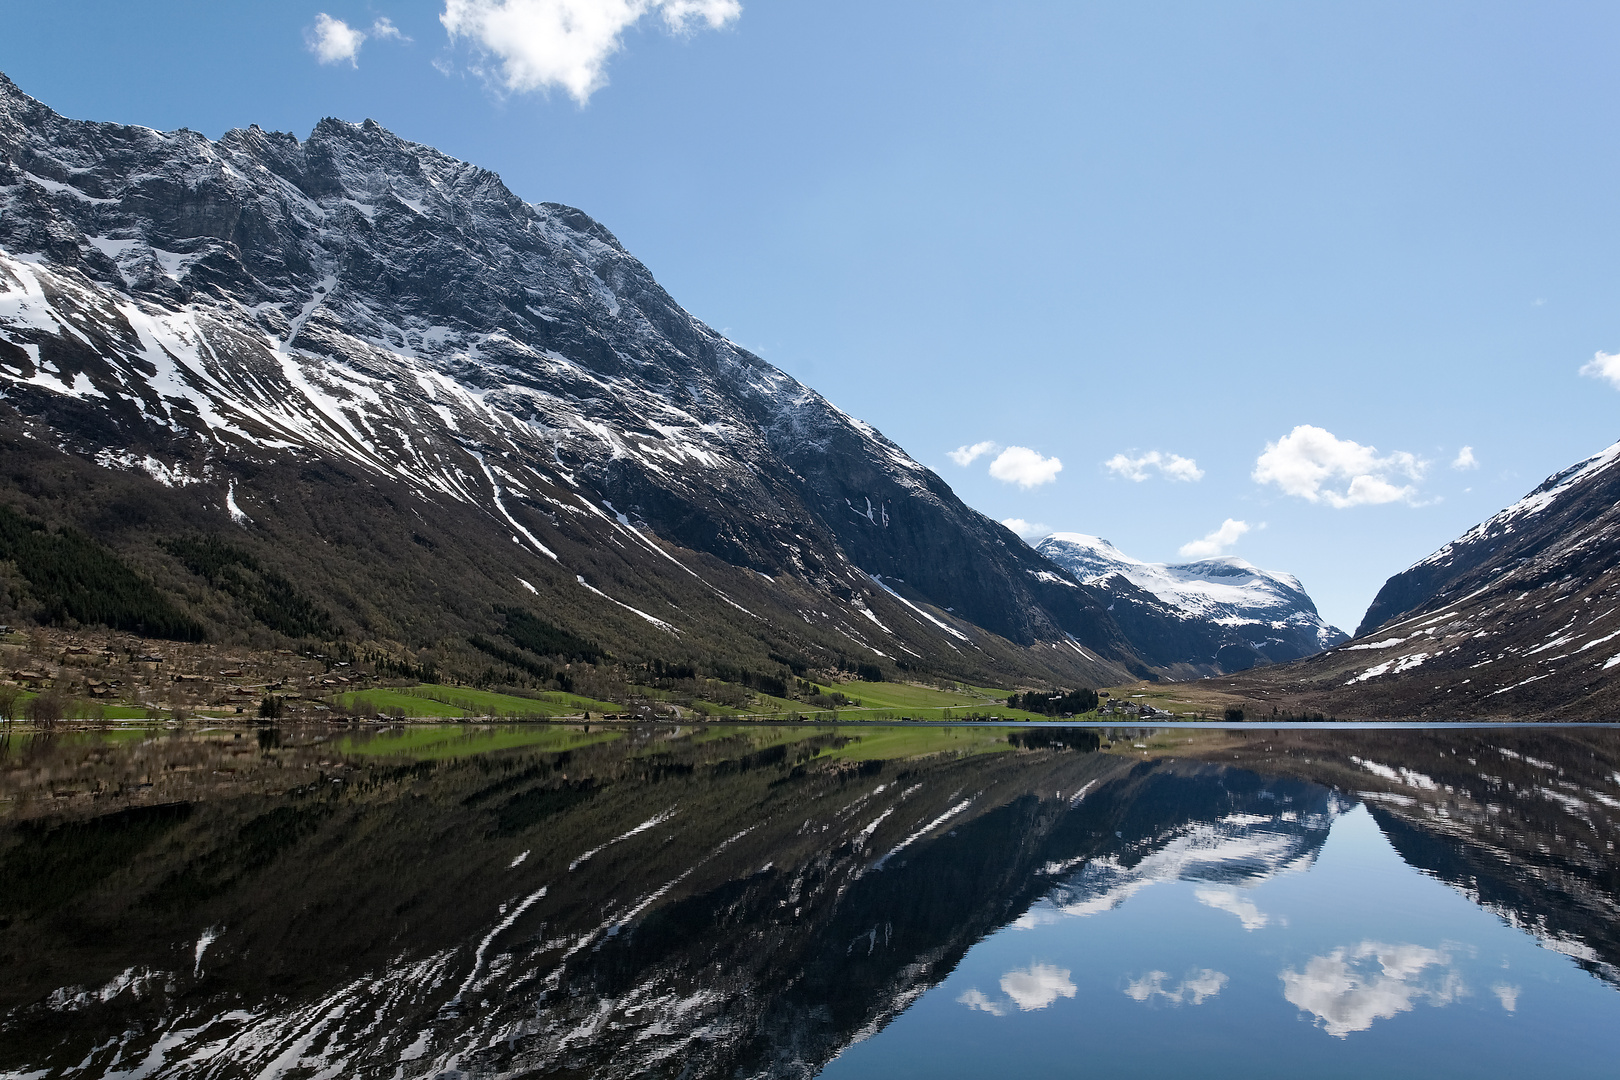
[957,963,1076,1015]
[1001,964,1077,1011]
[1193,886,1269,930]
[1123,968,1229,1006]
[1280,942,1465,1037]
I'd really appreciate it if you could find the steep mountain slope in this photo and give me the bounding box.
[0,73,1155,686]
[1036,533,1346,675]
[1217,438,1620,719]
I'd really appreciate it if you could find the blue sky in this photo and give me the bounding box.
[4,1,1619,633]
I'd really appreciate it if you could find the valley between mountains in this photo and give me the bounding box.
[0,72,1615,720]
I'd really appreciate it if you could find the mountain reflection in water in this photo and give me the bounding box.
[0,723,1615,1078]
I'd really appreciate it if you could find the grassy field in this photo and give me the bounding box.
[4,687,158,721]
[335,724,623,760]
[812,681,999,710]
[332,683,622,719]
[625,684,753,718]
[1100,682,1249,719]
[331,687,466,717]
[6,673,1219,728]
[739,686,1063,722]
[96,704,156,719]
[789,681,1074,721]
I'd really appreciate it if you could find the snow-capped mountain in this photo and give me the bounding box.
[1036,533,1346,674]
[1222,438,1620,719]
[0,73,1170,684]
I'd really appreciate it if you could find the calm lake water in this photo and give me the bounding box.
[0,723,1615,1078]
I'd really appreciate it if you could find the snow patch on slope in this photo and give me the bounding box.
[1413,439,1620,572]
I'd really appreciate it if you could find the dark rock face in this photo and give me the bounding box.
[1220,439,1620,719]
[0,72,1181,682]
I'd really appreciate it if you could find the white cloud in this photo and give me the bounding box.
[1124,968,1228,1006]
[1104,450,1204,483]
[1252,425,1426,508]
[441,0,741,103]
[309,13,367,65]
[948,440,998,466]
[989,446,1062,488]
[1001,518,1051,542]
[371,16,408,40]
[1178,518,1249,559]
[1161,456,1204,482]
[1280,941,1462,1038]
[1194,886,1268,930]
[1580,350,1620,389]
[1000,963,1076,1011]
[1451,445,1478,470]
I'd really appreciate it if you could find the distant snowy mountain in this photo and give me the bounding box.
[1036,533,1346,674]
[1222,437,1620,719]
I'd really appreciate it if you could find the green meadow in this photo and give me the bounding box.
[332,683,621,719]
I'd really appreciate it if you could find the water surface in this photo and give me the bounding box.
[0,723,1614,1078]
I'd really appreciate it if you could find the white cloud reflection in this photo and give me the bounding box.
[1124,970,1170,1001]
[1001,963,1076,1011]
[1123,968,1228,1006]
[1194,886,1269,931]
[957,963,1076,1016]
[956,987,1006,1016]
[1280,941,1465,1037]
